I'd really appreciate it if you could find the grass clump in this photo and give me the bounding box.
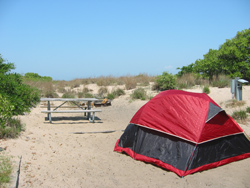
[231,110,248,122]
[62,92,75,98]
[98,87,108,98]
[203,86,210,94]
[107,88,125,100]
[0,155,13,186]
[225,100,246,108]
[211,74,231,88]
[176,73,196,89]
[78,87,94,98]
[112,88,125,97]
[124,77,137,90]
[131,88,147,100]
[0,118,25,139]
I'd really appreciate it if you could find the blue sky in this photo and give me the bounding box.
[0,0,249,81]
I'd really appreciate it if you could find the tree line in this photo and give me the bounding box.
[177,28,250,81]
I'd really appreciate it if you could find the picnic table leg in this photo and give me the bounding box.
[87,101,91,119]
[89,112,95,123]
[48,101,52,123]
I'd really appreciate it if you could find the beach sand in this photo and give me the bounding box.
[1,85,250,188]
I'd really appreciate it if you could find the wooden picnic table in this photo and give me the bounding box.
[40,98,101,123]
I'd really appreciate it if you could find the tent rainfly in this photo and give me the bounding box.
[114,90,250,177]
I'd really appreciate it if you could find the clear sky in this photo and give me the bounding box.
[0,0,249,81]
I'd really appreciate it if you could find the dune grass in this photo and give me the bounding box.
[0,155,13,186]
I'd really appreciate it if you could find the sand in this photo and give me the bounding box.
[1,85,250,188]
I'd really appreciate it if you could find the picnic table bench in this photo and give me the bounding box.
[40,98,102,123]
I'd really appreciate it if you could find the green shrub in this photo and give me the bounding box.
[0,94,13,129]
[246,107,250,113]
[131,88,147,100]
[231,110,248,121]
[24,72,52,81]
[0,73,40,115]
[153,72,176,91]
[203,86,210,94]
[107,93,115,100]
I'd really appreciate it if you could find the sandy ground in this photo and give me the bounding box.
[1,85,250,188]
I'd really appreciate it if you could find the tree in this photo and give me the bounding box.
[0,54,40,126]
[218,29,250,80]
[177,28,250,81]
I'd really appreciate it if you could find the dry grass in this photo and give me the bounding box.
[225,99,246,108]
[176,73,209,89]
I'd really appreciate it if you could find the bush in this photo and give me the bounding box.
[112,88,125,97]
[0,73,40,116]
[203,86,210,94]
[131,88,147,100]
[153,72,176,91]
[107,93,115,100]
[0,94,13,129]
[106,88,125,100]
[246,107,250,113]
[231,110,248,122]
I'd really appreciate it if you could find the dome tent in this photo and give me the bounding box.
[114,90,250,177]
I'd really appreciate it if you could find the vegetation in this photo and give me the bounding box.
[0,54,40,138]
[210,74,231,88]
[0,118,24,139]
[107,88,125,100]
[131,88,147,100]
[0,155,13,186]
[98,87,108,98]
[23,72,52,82]
[153,72,176,91]
[62,92,75,98]
[225,100,246,108]
[246,107,250,113]
[203,86,210,94]
[231,110,248,122]
[177,28,250,81]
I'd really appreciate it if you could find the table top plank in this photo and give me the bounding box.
[41,109,102,113]
[40,98,99,102]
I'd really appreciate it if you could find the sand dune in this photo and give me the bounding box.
[1,85,250,188]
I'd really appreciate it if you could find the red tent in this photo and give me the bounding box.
[114,90,250,177]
